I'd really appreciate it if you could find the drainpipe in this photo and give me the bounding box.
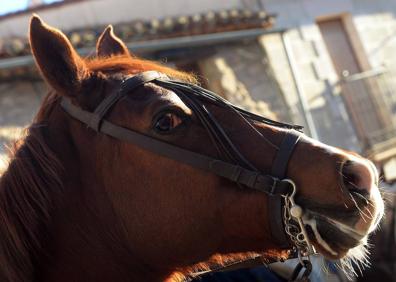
[281,30,319,140]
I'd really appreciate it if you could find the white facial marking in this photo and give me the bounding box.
[325,217,366,239]
[302,214,338,256]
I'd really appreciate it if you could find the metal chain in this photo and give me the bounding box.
[281,179,315,281]
[283,196,310,253]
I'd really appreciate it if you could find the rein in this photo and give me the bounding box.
[60,71,315,281]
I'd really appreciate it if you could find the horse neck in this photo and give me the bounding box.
[38,177,137,281]
[37,116,167,282]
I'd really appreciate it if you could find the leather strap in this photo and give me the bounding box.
[271,130,301,178]
[89,71,166,131]
[269,130,301,247]
[61,97,293,196]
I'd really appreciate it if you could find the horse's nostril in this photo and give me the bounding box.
[341,160,373,196]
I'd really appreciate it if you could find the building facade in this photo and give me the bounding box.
[2,0,396,179]
[260,0,396,180]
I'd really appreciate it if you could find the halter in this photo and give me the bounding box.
[60,71,315,281]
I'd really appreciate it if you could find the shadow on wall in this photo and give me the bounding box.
[197,40,291,123]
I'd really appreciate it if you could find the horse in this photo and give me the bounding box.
[0,15,384,282]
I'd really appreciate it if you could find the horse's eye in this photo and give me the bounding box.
[154,112,183,133]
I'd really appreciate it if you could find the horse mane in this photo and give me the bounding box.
[86,55,197,83]
[168,251,289,281]
[0,55,194,282]
[0,93,62,282]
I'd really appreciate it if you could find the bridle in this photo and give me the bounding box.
[60,71,315,281]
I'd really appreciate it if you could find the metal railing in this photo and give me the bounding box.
[340,67,396,153]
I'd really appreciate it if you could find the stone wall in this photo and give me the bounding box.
[258,0,396,151]
[0,81,45,171]
[263,0,396,56]
[198,41,288,122]
[3,0,396,162]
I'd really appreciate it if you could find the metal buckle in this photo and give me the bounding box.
[270,177,278,195]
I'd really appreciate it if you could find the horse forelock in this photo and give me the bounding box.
[85,55,197,83]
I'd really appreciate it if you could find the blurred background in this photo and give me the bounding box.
[0,0,395,281]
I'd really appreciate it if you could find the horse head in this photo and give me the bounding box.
[0,15,383,281]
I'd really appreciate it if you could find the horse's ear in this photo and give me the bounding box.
[29,15,87,96]
[96,25,130,57]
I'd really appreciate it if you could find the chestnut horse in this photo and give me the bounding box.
[0,15,384,282]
